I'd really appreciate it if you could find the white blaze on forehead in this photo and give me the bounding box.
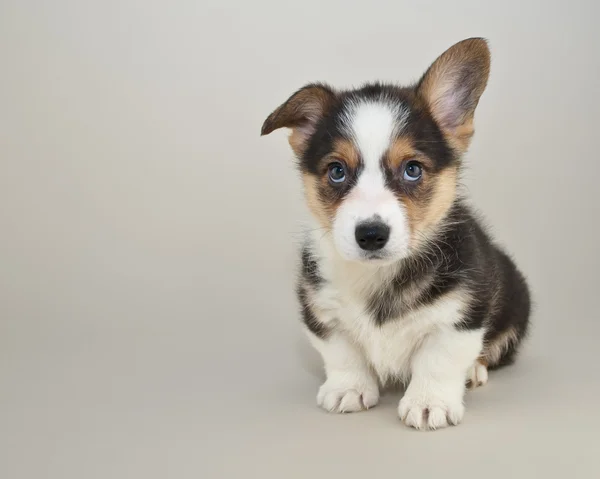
[342,99,409,172]
[341,100,409,201]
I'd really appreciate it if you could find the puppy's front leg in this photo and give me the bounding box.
[308,331,379,413]
[399,328,483,430]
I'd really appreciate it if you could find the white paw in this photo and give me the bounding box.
[398,393,464,430]
[317,379,379,413]
[466,360,488,389]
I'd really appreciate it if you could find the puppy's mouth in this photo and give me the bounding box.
[364,252,385,260]
[359,251,396,265]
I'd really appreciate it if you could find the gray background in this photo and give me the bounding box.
[1,1,599,477]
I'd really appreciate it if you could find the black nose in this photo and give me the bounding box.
[355,221,390,251]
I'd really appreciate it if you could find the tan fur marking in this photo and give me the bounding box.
[443,118,475,154]
[289,129,306,156]
[404,166,458,247]
[418,167,458,233]
[401,196,424,241]
[331,138,360,170]
[387,138,417,170]
[302,173,333,229]
[483,327,519,367]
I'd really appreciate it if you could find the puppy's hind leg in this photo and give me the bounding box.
[466,358,488,389]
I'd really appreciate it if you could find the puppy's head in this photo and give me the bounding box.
[262,38,490,264]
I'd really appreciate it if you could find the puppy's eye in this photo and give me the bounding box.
[403,161,423,181]
[328,162,346,184]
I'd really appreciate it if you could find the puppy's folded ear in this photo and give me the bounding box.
[416,38,491,153]
[261,83,336,156]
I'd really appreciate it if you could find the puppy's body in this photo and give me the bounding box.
[262,38,530,430]
[301,201,529,376]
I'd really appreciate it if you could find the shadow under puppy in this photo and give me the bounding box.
[261,38,530,430]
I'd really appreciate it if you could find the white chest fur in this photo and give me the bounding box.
[310,234,469,383]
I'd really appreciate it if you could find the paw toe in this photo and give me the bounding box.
[427,407,449,429]
[398,396,464,430]
[317,381,379,413]
[338,390,363,412]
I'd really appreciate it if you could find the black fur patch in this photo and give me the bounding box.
[482,250,531,368]
[300,247,322,287]
[297,285,329,339]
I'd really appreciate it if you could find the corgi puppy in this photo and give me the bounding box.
[261,38,530,430]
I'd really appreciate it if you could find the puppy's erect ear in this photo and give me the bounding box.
[261,83,336,156]
[416,38,491,152]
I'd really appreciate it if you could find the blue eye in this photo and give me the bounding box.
[328,162,346,183]
[403,161,423,181]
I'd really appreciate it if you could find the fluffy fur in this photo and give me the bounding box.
[261,38,530,430]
